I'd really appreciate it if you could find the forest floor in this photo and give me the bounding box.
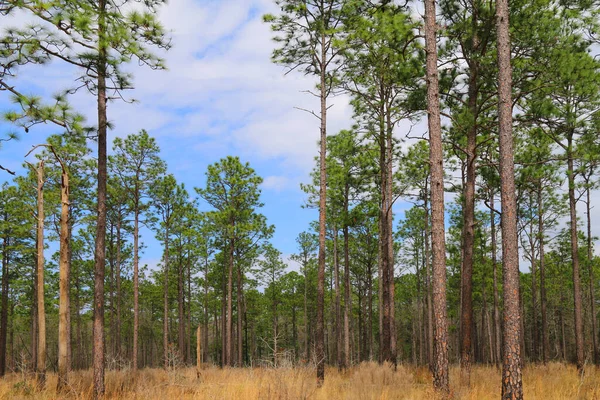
[0,361,599,399]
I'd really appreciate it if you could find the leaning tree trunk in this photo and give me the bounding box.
[496,0,524,397]
[36,161,46,388]
[424,0,450,392]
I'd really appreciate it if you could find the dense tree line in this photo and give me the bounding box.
[2,0,600,397]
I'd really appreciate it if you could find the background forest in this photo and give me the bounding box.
[1,0,600,398]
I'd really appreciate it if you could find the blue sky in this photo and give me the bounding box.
[0,0,384,270]
[3,0,589,273]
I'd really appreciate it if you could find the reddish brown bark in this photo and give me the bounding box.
[424,0,449,393]
[496,0,523,396]
[93,0,108,396]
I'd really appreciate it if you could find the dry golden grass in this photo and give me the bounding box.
[0,362,599,399]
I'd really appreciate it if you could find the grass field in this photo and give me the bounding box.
[1,362,599,399]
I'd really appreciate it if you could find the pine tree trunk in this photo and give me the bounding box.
[586,183,598,364]
[133,206,140,371]
[496,0,523,395]
[204,257,209,364]
[316,28,328,385]
[196,325,201,379]
[36,161,46,388]
[343,185,351,369]
[567,137,585,371]
[424,189,434,369]
[187,250,192,364]
[424,0,449,391]
[529,221,538,361]
[460,46,478,388]
[237,261,244,366]
[58,167,70,389]
[93,0,108,395]
[304,259,309,362]
[163,225,170,369]
[334,228,341,369]
[385,113,396,368]
[490,195,502,367]
[115,218,122,364]
[31,256,37,373]
[0,224,8,377]
[538,186,549,364]
[178,249,185,362]
[226,235,234,366]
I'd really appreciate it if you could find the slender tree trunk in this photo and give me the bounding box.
[178,248,185,361]
[343,187,351,369]
[273,276,278,367]
[460,46,478,388]
[566,137,585,371]
[237,260,243,366]
[196,326,201,379]
[36,161,46,387]
[316,28,328,385]
[378,217,384,365]
[58,166,70,389]
[529,222,538,361]
[187,250,192,364]
[221,257,226,367]
[424,0,449,392]
[333,228,341,369]
[66,219,72,372]
[163,225,170,369]
[496,0,523,396]
[367,256,373,361]
[491,196,502,367]
[379,108,392,365]
[424,189,434,370]
[385,113,396,368]
[93,0,108,396]
[538,187,549,364]
[133,206,140,371]
[31,255,37,373]
[115,218,122,364]
[586,184,598,364]
[226,236,234,366]
[204,257,209,364]
[0,226,8,377]
[304,260,309,362]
